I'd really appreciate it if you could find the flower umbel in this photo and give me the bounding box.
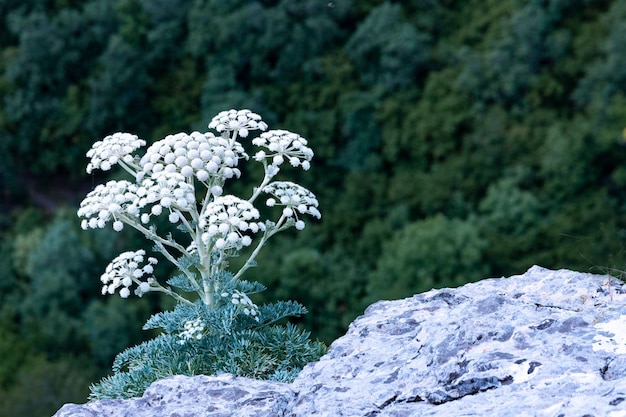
[209,109,268,138]
[78,180,140,230]
[252,130,314,170]
[264,181,321,230]
[228,290,260,321]
[139,131,247,183]
[199,195,265,252]
[86,132,145,174]
[137,171,196,224]
[177,318,206,344]
[100,250,157,298]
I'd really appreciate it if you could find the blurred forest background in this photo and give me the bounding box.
[2,0,626,415]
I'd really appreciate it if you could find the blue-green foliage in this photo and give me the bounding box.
[90,294,325,399]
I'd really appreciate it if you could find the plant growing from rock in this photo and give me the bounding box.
[78,109,326,399]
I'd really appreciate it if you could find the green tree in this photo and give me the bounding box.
[345,2,432,91]
[476,168,544,275]
[3,2,116,176]
[367,214,488,302]
[0,356,97,417]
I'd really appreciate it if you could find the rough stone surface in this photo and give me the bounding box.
[52,373,295,417]
[54,266,626,417]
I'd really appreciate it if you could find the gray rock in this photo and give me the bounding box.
[53,373,296,417]
[53,266,626,417]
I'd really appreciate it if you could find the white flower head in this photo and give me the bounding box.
[208,109,268,138]
[136,171,196,224]
[140,131,247,183]
[199,195,264,251]
[263,181,321,227]
[78,180,141,230]
[225,290,260,321]
[252,130,313,170]
[177,318,206,344]
[99,250,158,297]
[86,132,145,173]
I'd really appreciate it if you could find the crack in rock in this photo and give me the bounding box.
[425,375,514,405]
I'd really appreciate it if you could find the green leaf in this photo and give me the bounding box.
[166,274,198,293]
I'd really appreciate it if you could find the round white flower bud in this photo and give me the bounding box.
[191,158,203,169]
[137,282,151,296]
[180,165,194,177]
[196,170,209,182]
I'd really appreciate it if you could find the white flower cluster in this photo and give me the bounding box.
[264,181,321,230]
[223,290,259,320]
[252,130,313,170]
[86,133,145,174]
[100,250,157,298]
[78,172,197,230]
[139,131,246,183]
[80,109,320,238]
[78,180,141,231]
[209,109,268,138]
[177,318,206,344]
[136,172,196,224]
[81,110,321,307]
[199,196,265,251]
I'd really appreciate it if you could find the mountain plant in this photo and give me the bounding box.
[77,109,326,399]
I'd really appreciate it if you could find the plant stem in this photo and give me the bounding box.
[120,213,203,300]
[231,214,290,283]
[118,160,141,178]
[149,285,194,306]
[248,160,273,204]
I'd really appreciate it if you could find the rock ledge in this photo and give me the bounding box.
[54,266,626,417]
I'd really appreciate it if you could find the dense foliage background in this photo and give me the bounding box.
[2,0,626,415]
